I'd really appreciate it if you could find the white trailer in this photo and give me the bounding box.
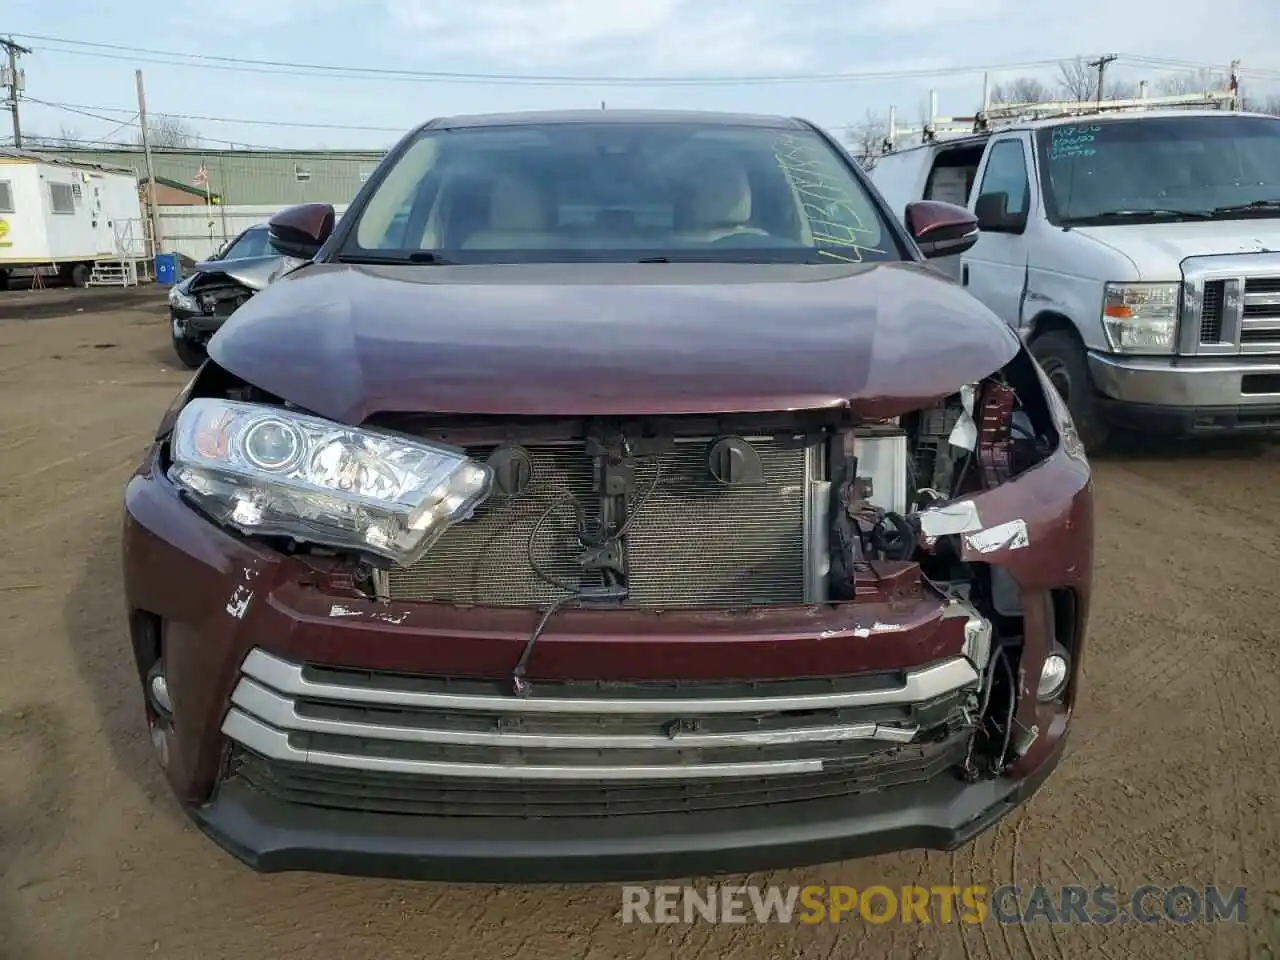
[0,149,151,289]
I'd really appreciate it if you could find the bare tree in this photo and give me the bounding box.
[990,76,1052,105]
[843,110,889,169]
[137,114,198,148]
[1057,58,1096,101]
[1156,67,1224,97]
[54,125,81,147]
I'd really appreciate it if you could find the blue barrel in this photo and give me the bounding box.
[155,253,179,285]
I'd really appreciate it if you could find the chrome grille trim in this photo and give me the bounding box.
[1182,253,1280,355]
[223,711,825,779]
[230,676,921,749]
[220,649,979,782]
[234,648,978,715]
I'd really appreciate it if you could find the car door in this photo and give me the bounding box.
[962,135,1033,329]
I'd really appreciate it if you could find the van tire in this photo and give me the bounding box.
[1029,330,1109,453]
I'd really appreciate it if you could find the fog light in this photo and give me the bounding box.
[1037,653,1069,701]
[148,665,173,715]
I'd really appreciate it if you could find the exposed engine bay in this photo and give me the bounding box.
[361,348,1058,617]
[185,273,258,325]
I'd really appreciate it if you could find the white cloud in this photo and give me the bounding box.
[387,0,812,74]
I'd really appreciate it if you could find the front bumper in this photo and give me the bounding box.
[193,731,1066,883]
[1088,352,1280,435]
[122,440,1091,881]
[170,306,225,341]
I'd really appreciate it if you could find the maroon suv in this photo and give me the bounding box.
[122,110,1093,882]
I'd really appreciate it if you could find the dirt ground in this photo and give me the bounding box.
[1,286,1278,960]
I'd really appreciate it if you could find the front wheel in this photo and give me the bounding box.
[1029,330,1109,453]
[171,331,206,369]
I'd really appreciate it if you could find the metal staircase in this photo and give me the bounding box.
[88,261,138,287]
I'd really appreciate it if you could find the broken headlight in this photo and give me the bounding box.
[168,398,492,566]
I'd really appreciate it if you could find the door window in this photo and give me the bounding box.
[975,139,1030,219]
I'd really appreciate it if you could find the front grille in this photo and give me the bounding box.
[220,649,981,819]
[1199,280,1225,342]
[1185,256,1280,354]
[388,437,814,609]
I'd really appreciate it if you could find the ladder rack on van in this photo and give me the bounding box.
[880,61,1242,155]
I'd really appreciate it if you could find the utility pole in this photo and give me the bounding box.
[1088,54,1118,106]
[136,69,164,256]
[1,36,31,148]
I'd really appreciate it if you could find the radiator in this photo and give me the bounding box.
[387,436,822,608]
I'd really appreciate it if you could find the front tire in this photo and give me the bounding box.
[1029,330,1109,453]
[172,331,206,369]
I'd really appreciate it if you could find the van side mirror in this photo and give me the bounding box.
[268,202,336,260]
[903,200,980,259]
[974,193,1027,234]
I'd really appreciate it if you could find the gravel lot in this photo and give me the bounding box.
[1,287,1278,959]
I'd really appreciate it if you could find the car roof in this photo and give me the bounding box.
[425,109,810,131]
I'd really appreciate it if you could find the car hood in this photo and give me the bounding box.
[209,260,1020,424]
[191,254,285,292]
[1073,218,1280,278]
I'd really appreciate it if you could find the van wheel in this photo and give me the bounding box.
[69,263,92,288]
[1029,330,1109,453]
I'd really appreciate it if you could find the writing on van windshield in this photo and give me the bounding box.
[1049,124,1101,160]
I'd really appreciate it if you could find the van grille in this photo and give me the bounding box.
[1184,255,1280,355]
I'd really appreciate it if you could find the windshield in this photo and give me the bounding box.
[344,121,896,264]
[1036,115,1280,224]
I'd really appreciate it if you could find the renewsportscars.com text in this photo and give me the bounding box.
[620,884,1248,925]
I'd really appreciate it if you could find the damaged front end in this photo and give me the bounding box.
[124,342,1091,880]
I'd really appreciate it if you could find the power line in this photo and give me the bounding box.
[23,97,406,133]
[11,33,1075,86]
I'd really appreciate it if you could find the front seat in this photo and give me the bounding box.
[461,175,552,250]
[676,161,769,244]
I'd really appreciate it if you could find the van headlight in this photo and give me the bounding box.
[168,398,492,566]
[1101,282,1180,354]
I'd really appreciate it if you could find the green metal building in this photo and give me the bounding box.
[39,147,386,206]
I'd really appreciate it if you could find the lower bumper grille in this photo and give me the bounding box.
[230,736,970,818]
[386,436,818,609]
[220,649,980,819]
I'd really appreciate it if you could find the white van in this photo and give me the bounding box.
[872,109,1280,449]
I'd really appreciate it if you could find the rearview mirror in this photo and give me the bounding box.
[903,200,980,259]
[268,202,336,260]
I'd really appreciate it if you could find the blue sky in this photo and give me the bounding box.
[6,0,1280,151]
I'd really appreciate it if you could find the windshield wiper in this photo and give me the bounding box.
[334,251,454,265]
[1211,198,1280,215]
[1062,209,1213,225]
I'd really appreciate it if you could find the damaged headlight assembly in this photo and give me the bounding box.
[168,398,492,565]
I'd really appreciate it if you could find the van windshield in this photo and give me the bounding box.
[1035,115,1280,224]
[342,121,897,264]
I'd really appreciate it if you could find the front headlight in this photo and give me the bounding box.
[168,398,492,566]
[1101,282,1180,354]
[168,287,198,312]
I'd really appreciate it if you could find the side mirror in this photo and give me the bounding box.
[904,200,980,259]
[268,202,336,260]
[973,192,1027,234]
